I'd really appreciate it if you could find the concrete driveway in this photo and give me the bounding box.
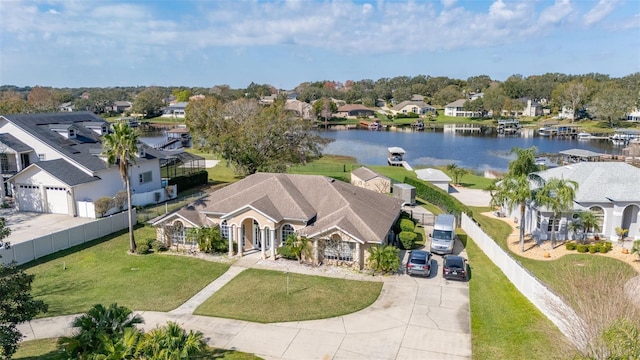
[19,250,471,360]
[0,207,95,244]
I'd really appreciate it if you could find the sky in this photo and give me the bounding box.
[0,0,639,90]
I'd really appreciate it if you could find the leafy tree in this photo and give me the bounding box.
[589,83,635,127]
[139,321,206,358]
[94,197,114,218]
[482,85,507,118]
[26,86,57,112]
[132,87,166,117]
[58,303,144,358]
[103,123,139,253]
[186,98,331,176]
[534,178,578,248]
[173,88,192,102]
[494,147,541,252]
[466,75,492,93]
[312,98,337,127]
[0,91,28,114]
[367,244,400,274]
[552,80,594,122]
[0,220,48,359]
[432,85,463,107]
[501,74,529,99]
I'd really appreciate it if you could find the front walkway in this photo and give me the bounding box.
[19,250,471,359]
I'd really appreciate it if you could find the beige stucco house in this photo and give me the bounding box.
[350,167,391,193]
[151,173,404,269]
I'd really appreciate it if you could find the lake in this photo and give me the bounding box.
[318,129,622,172]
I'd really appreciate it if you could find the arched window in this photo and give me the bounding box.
[220,220,229,239]
[281,224,295,245]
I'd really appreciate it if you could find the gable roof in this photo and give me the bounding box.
[530,162,640,203]
[0,133,33,152]
[338,104,373,112]
[351,167,388,182]
[392,100,435,111]
[157,173,404,243]
[15,158,100,186]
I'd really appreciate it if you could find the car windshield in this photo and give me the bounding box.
[433,230,452,240]
[410,257,426,265]
[446,257,464,268]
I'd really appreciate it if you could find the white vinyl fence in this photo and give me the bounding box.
[461,213,586,350]
[0,209,136,266]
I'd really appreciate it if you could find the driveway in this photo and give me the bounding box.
[0,207,95,244]
[19,251,471,359]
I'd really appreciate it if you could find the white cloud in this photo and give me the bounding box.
[583,0,619,26]
[441,0,457,9]
[538,0,573,26]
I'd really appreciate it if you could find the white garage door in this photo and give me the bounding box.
[16,184,44,212]
[45,186,69,214]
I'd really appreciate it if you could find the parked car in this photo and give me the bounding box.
[406,250,432,277]
[442,255,468,281]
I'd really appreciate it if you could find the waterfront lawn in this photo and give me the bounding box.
[463,233,566,359]
[194,268,382,323]
[27,226,230,317]
[13,338,263,360]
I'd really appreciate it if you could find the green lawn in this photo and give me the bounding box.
[194,268,382,323]
[27,226,230,317]
[461,233,569,359]
[13,338,263,360]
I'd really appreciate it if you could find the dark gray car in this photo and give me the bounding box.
[442,255,468,281]
[406,250,432,277]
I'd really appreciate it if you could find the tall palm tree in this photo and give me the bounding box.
[494,173,535,252]
[103,123,139,253]
[535,178,578,248]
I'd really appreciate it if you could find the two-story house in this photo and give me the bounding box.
[0,111,173,217]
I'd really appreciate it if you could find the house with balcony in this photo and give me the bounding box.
[0,111,175,218]
[444,99,482,117]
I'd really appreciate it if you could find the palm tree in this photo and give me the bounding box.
[508,146,540,176]
[483,180,499,209]
[284,234,312,263]
[367,244,400,274]
[58,303,144,357]
[103,123,139,253]
[535,178,578,249]
[577,210,601,243]
[140,321,206,359]
[494,173,534,252]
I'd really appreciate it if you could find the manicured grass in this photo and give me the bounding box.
[13,339,263,360]
[194,268,382,323]
[461,233,568,359]
[27,226,230,317]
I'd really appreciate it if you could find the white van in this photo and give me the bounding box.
[430,214,456,255]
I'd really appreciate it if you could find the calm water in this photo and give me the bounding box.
[318,129,622,172]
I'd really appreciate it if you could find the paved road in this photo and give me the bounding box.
[19,249,471,359]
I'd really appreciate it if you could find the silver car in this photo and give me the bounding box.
[406,250,432,277]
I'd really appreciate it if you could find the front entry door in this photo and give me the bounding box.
[253,220,261,249]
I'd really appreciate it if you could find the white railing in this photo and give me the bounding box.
[0,209,136,266]
[461,213,586,350]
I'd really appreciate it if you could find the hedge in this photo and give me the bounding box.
[399,231,417,250]
[403,176,473,218]
[399,218,415,232]
[168,170,208,192]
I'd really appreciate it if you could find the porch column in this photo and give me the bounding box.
[237,225,243,257]
[260,227,266,260]
[228,225,234,257]
[355,242,361,269]
[270,229,276,260]
[313,239,319,266]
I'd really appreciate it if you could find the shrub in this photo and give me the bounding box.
[114,190,128,210]
[398,231,417,250]
[94,197,114,217]
[136,244,150,255]
[576,244,588,253]
[152,240,168,252]
[277,245,297,260]
[594,244,603,253]
[399,218,415,232]
[604,241,613,250]
[589,245,597,254]
[565,242,577,250]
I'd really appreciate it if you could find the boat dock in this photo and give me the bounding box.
[388,147,413,170]
[443,124,483,133]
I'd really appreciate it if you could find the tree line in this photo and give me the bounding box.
[1,72,638,126]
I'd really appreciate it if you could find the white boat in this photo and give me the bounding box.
[538,126,556,137]
[609,133,635,146]
[577,132,593,140]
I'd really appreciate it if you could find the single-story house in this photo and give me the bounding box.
[0,112,173,218]
[516,162,640,242]
[350,167,391,193]
[391,101,436,116]
[336,104,375,118]
[415,168,451,192]
[162,102,188,118]
[151,173,405,269]
[285,99,313,120]
[110,101,132,114]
